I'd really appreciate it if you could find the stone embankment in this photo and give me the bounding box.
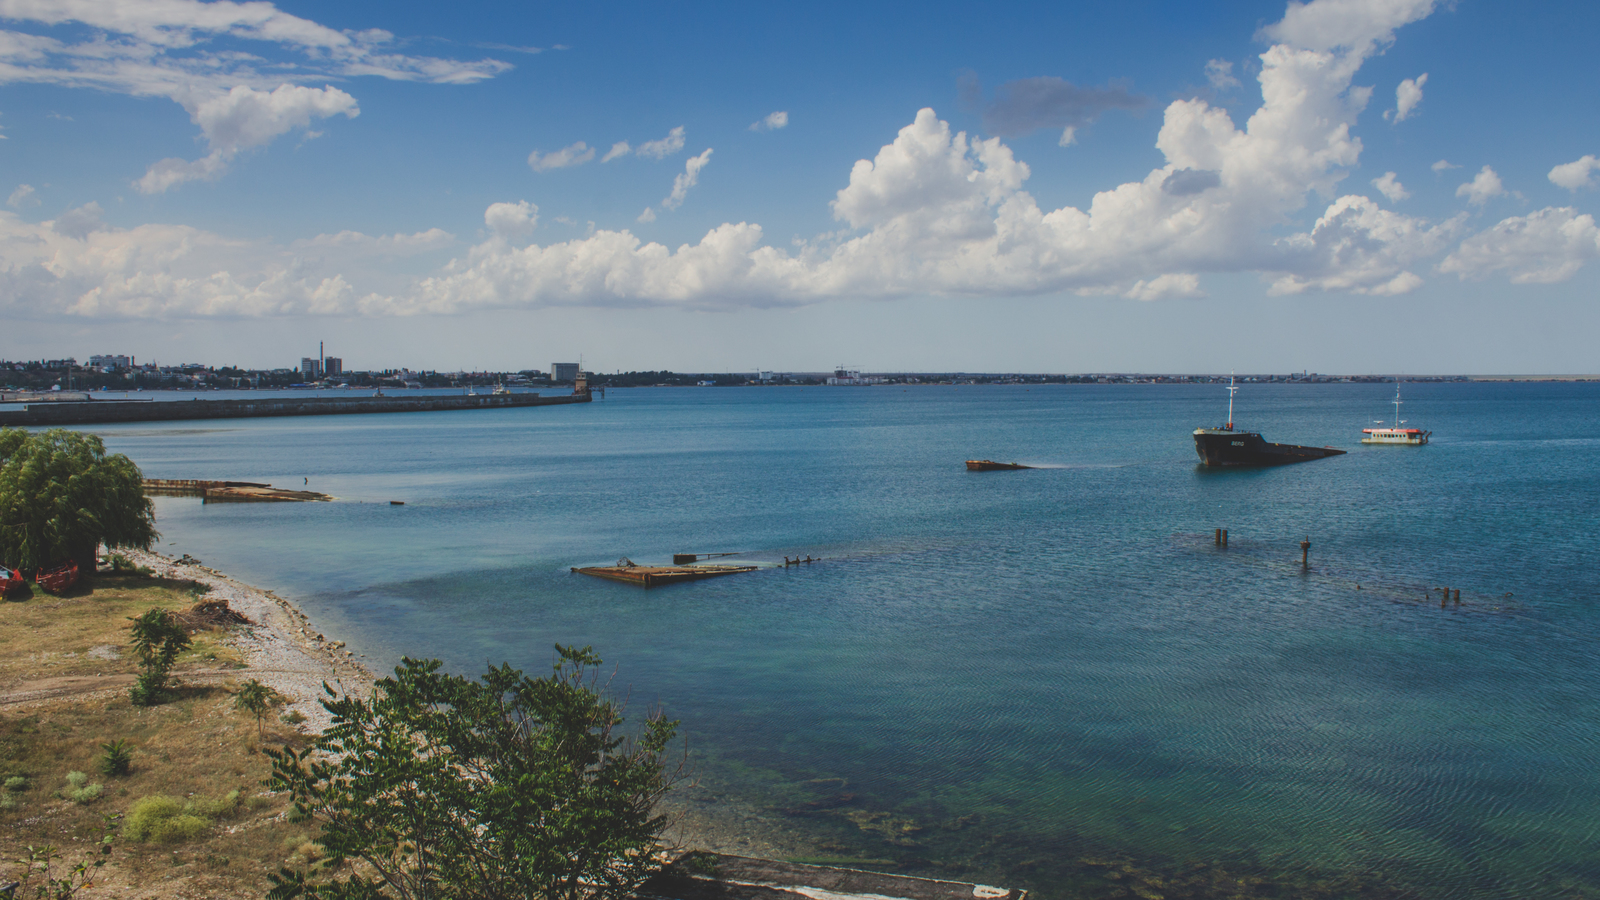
[0,391,589,426]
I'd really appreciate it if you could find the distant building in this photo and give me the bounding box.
[323,357,343,377]
[301,357,323,379]
[89,354,132,370]
[758,371,774,382]
[825,367,885,386]
[551,362,579,383]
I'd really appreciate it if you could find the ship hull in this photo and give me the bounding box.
[1193,430,1346,467]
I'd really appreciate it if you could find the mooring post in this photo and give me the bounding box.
[1454,589,1460,603]
[1216,528,1222,546]
[1300,536,1310,569]
[1222,529,1228,548]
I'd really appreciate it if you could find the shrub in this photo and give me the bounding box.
[63,771,104,804]
[193,789,242,819]
[269,646,682,900]
[108,554,155,577]
[3,775,28,792]
[100,739,133,777]
[125,795,212,843]
[281,709,307,726]
[128,608,190,706]
[234,679,275,736]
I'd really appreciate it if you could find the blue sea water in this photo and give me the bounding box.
[89,383,1600,899]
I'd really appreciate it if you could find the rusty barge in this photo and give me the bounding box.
[573,559,758,587]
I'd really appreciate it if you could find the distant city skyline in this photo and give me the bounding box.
[3,0,1599,374]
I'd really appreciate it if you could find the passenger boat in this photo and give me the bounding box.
[1193,376,1346,467]
[966,460,1033,471]
[1,566,25,599]
[1362,384,1430,445]
[36,560,80,594]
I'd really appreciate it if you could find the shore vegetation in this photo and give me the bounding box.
[268,647,684,900]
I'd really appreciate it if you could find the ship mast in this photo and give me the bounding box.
[1392,383,1403,429]
[1226,373,1238,430]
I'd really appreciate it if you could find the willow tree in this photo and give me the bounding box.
[0,427,157,573]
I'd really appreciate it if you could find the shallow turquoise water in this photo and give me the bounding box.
[91,383,1600,898]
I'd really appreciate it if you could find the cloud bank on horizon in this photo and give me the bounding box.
[3,0,1600,320]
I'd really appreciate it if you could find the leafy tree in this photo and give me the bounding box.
[235,679,276,738]
[127,608,191,706]
[267,645,683,900]
[0,428,156,573]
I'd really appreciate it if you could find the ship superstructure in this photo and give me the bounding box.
[1361,384,1430,445]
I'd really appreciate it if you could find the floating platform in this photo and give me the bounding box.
[572,563,757,587]
[641,853,1026,900]
[0,391,589,427]
[966,459,1033,471]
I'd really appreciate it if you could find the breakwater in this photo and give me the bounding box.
[0,391,589,426]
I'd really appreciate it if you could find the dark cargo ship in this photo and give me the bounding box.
[1193,377,1346,467]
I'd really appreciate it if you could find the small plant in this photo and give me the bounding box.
[124,795,210,844]
[99,739,133,777]
[281,709,307,727]
[234,679,276,737]
[127,608,191,706]
[108,554,155,577]
[4,774,29,792]
[62,771,103,804]
[5,815,116,898]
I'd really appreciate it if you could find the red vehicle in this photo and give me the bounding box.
[35,560,80,595]
[0,566,25,599]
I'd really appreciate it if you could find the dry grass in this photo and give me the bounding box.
[0,574,322,898]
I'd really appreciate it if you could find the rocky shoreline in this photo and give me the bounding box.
[121,548,373,731]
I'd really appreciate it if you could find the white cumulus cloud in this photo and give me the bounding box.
[7,184,38,208]
[750,111,788,132]
[1432,159,1459,173]
[1456,165,1506,206]
[601,141,631,163]
[1205,59,1240,91]
[528,142,595,172]
[662,149,713,210]
[1371,171,1409,202]
[136,83,359,193]
[1387,72,1427,122]
[636,207,656,223]
[636,126,686,159]
[1440,207,1600,284]
[1549,155,1600,192]
[484,201,538,238]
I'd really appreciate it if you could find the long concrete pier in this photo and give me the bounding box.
[0,391,590,427]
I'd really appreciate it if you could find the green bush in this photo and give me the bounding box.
[100,738,133,776]
[3,775,28,792]
[63,771,104,804]
[193,789,241,819]
[125,795,210,843]
[281,709,307,726]
[108,554,155,577]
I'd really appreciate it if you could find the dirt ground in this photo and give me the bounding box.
[0,569,350,898]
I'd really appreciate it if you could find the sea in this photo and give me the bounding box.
[82,381,1600,899]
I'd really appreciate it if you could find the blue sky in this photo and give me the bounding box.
[3,0,1599,374]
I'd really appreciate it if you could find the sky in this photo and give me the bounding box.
[3,0,1600,375]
